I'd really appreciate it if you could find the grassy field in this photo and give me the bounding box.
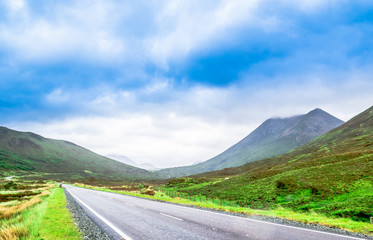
[0,179,81,240]
[75,183,373,236]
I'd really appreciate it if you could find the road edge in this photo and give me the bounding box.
[64,188,112,240]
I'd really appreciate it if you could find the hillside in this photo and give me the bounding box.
[164,106,373,222]
[0,127,151,182]
[158,108,343,178]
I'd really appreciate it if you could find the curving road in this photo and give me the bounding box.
[64,185,368,240]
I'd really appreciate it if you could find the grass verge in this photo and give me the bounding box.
[75,183,373,237]
[0,186,81,240]
[35,187,82,240]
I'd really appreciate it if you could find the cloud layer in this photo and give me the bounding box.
[1,0,372,167]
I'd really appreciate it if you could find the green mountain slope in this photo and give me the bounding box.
[165,106,373,222]
[0,127,150,181]
[158,108,344,178]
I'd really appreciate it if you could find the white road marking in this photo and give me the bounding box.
[159,213,183,221]
[66,188,133,240]
[125,202,135,206]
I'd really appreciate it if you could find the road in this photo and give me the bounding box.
[65,185,368,240]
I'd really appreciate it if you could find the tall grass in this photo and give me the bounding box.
[0,194,46,240]
[0,185,81,240]
[0,190,49,219]
[0,223,28,240]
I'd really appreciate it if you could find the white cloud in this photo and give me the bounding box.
[145,0,262,68]
[285,0,343,13]
[3,0,25,13]
[0,0,336,66]
[144,0,338,68]
[0,0,125,62]
[46,88,69,104]
[142,77,172,94]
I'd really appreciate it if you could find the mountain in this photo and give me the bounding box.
[138,163,162,171]
[106,154,137,166]
[165,105,373,222]
[107,154,161,171]
[158,108,344,178]
[0,127,150,182]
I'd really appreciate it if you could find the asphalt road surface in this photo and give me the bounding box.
[65,185,368,240]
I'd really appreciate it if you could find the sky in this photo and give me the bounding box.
[1,0,373,168]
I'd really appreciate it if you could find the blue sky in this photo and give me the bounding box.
[1,0,373,168]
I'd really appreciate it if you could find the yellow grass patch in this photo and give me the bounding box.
[0,189,51,219]
[0,223,28,240]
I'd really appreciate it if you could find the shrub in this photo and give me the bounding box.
[4,181,17,190]
[141,186,155,196]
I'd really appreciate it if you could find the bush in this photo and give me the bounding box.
[141,186,155,196]
[4,181,17,190]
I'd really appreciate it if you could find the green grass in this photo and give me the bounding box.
[0,185,81,240]
[1,200,41,239]
[33,187,82,240]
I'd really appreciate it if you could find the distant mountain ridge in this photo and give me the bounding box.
[106,154,137,166]
[138,163,162,171]
[0,127,151,181]
[158,108,344,178]
[106,154,162,171]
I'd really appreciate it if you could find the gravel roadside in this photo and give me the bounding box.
[64,188,112,240]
